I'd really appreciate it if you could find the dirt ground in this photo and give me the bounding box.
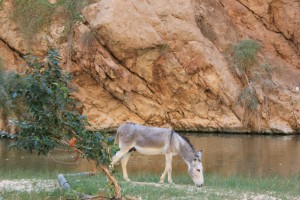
[0,179,58,192]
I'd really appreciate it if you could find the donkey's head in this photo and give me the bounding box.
[188,150,204,187]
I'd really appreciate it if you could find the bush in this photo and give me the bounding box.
[229,39,278,128]
[12,0,55,42]
[238,86,258,111]
[11,0,93,46]
[229,39,261,112]
[232,39,261,74]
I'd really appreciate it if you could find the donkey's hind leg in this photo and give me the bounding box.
[121,152,132,181]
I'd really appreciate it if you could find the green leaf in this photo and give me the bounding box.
[107,137,115,145]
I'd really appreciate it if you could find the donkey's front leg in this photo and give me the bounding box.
[166,154,173,184]
[160,154,173,184]
[159,168,167,184]
[110,148,130,170]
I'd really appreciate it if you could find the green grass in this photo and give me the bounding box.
[206,173,300,196]
[1,190,68,200]
[1,171,299,200]
[0,168,75,180]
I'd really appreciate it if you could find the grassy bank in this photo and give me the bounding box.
[1,170,299,200]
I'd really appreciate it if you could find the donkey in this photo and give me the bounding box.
[111,123,204,187]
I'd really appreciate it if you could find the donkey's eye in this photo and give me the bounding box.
[194,159,197,161]
[196,169,201,172]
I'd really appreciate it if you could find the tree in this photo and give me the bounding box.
[8,50,121,198]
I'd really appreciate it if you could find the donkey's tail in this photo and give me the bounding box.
[114,129,120,145]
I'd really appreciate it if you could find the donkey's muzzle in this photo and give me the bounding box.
[196,184,203,187]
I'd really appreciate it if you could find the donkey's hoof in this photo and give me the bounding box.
[159,180,164,184]
[124,178,131,182]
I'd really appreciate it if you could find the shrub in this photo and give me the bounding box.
[232,39,261,74]
[238,86,258,111]
[230,39,278,129]
[7,49,121,197]
[12,0,55,42]
[229,39,262,111]
[11,0,92,45]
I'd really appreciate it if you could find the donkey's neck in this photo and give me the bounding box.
[175,134,195,164]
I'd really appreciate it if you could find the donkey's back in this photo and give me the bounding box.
[116,123,173,155]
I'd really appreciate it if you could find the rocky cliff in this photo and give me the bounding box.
[0,0,299,133]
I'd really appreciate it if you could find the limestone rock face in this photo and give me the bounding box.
[0,0,299,133]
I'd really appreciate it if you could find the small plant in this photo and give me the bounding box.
[232,39,261,75]
[229,39,277,129]
[12,0,55,42]
[11,0,97,74]
[230,39,279,129]
[11,0,92,55]
[238,86,258,111]
[230,39,262,111]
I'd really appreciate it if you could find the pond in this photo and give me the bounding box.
[1,134,300,178]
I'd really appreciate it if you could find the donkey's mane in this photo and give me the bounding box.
[179,134,195,152]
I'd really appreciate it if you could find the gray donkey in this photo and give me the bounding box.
[111,123,204,187]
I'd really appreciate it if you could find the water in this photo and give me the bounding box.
[0,140,95,173]
[1,134,300,177]
[125,134,300,177]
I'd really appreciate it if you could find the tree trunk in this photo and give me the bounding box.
[100,165,122,199]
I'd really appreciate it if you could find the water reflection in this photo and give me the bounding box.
[1,134,300,177]
[0,140,95,173]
